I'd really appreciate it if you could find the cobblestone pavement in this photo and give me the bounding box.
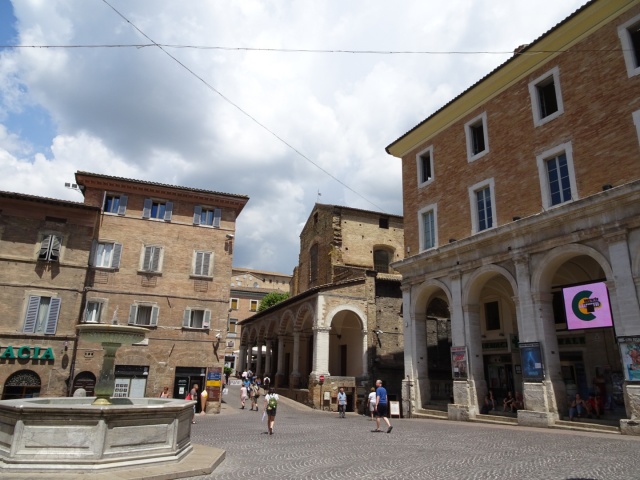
[187,386,640,480]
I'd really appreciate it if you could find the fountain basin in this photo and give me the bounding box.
[0,397,196,473]
[77,323,147,345]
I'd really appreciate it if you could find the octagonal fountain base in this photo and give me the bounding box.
[0,397,223,477]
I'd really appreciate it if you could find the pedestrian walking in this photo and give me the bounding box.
[372,379,392,433]
[337,387,347,418]
[190,383,199,424]
[251,382,260,411]
[367,387,376,420]
[240,384,248,409]
[264,387,279,435]
[160,386,170,398]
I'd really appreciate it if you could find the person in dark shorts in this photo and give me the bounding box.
[373,379,393,433]
[264,388,279,435]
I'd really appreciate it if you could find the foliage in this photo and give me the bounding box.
[257,291,289,312]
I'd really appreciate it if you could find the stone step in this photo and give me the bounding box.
[553,419,620,435]
[473,413,519,425]
[413,408,448,419]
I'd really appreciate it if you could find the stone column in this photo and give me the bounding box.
[256,338,263,376]
[361,329,369,378]
[311,327,330,376]
[604,231,640,434]
[291,331,301,388]
[275,335,285,388]
[264,339,273,377]
[514,255,563,428]
[401,284,415,417]
[238,345,247,373]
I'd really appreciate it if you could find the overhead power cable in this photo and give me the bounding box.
[100,0,386,213]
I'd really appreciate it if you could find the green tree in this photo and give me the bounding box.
[258,292,289,312]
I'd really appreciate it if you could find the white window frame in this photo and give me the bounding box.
[84,298,107,323]
[92,240,123,269]
[128,303,159,327]
[416,145,435,187]
[528,66,564,127]
[182,307,211,330]
[618,13,640,78]
[193,206,222,227]
[230,298,239,310]
[23,293,61,335]
[228,317,238,335]
[536,142,578,210]
[142,198,173,221]
[192,251,213,277]
[140,245,163,273]
[103,193,128,215]
[468,178,496,234]
[464,112,489,162]
[633,110,640,145]
[250,300,259,312]
[37,233,63,262]
[417,204,438,252]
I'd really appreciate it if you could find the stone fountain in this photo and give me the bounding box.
[0,323,223,477]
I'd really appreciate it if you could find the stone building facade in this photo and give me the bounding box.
[0,172,248,405]
[386,0,640,433]
[225,268,292,373]
[0,191,100,399]
[239,204,405,412]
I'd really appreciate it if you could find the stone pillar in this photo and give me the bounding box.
[238,345,247,373]
[408,283,430,410]
[275,335,285,388]
[311,327,330,376]
[256,339,263,376]
[514,255,563,427]
[401,285,415,417]
[264,339,273,377]
[361,329,369,378]
[291,331,301,388]
[604,231,640,434]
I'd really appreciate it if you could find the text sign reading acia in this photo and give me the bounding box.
[0,346,55,361]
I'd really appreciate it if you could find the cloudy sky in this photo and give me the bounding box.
[0,0,587,275]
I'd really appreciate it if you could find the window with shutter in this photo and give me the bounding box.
[104,194,128,215]
[143,199,170,220]
[23,295,59,335]
[38,234,62,262]
[194,206,221,227]
[183,308,210,329]
[129,304,159,326]
[194,251,212,276]
[142,246,162,272]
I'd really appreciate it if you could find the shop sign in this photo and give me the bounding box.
[0,345,55,360]
[482,340,509,351]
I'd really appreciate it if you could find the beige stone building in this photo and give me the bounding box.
[239,204,405,412]
[225,268,292,373]
[386,0,640,433]
[0,191,100,399]
[73,172,248,402]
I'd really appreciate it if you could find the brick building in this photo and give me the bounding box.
[225,267,292,373]
[0,191,100,399]
[73,172,248,402]
[386,0,640,433]
[238,204,405,412]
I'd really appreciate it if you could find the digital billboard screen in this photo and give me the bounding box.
[562,281,613,330]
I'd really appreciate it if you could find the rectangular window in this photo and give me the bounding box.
[193,251,213,277]
[465,112,489,162]
[193,206,221,227]
[182,308,211,329]
[38,234,62,262]
[529,67,564,126]
[418,205,437,251]
[141,245,162,272]
[93,241,122,268]
[416,146,434,186]
[250,300,259,312]
[84,300,103,323]
[618,14,640,77]
[476,187,493,231]
[485,301,501,331]
[23,295,61,334]
[103,194,128,215]
[379,217,389,229]
[468,178,496,234]
[142,199,173,221]
[536,142,577,209]
[128,304,159,327]
[230,298,239,310]
[228,317,238,334]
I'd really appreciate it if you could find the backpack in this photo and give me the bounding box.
[267,394,278,410]
[253,384,260,398]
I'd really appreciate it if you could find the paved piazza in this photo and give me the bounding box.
[187,387,640,480]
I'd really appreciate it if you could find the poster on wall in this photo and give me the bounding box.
[618,336,640,382]
[519,342,545,382]
[451,346,468,379]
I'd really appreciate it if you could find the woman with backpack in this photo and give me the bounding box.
[264,388,279,435]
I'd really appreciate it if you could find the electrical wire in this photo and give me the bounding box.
[100,0,386,213]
